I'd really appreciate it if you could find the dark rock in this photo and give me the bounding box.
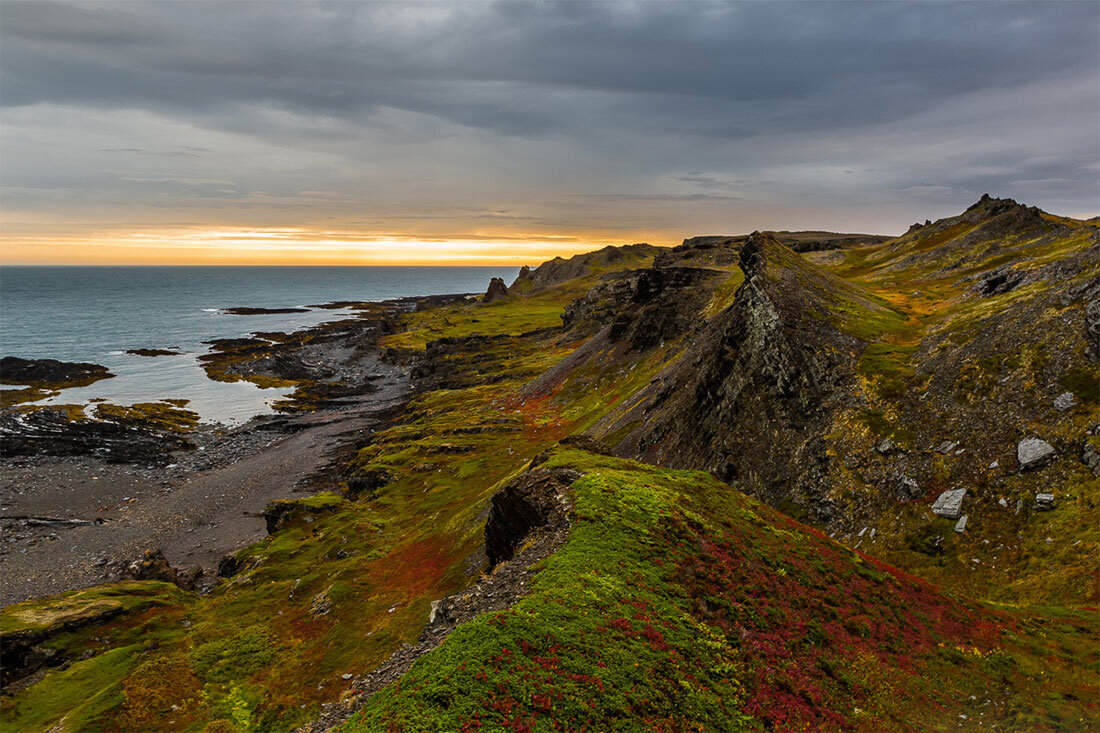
[483,277,509,303]
[222,306,311,315]
[122,548,201,590]
[263,496,342,534]
[1,356,114,389]
[125,348,181,357]
[972,264,1030,297]
[485,467,576,568]
[346,468,394,500]
[0,407,192,465]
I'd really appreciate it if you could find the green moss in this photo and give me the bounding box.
[1060,367,1100,404]
[0,645,141,732]
[191,627,277,684]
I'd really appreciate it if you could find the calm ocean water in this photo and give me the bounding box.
[0,266,518,423]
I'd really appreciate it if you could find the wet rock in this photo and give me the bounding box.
[483,277,509,303]
[931,488,967,520]
[222,306,311,315]
[1053,392,1077,411]
[1017,437,1056,470]
[1,357,114,389]
[125,348,181,357]
[0,405,193,465]
[1034,493,1056,511]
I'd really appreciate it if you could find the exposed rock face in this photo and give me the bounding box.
[485,467,576,568]
[1017,437,1056,470]
[483,277,509,303]
[971,264,1032,297]
[593,232,875,523]
[0,356,114,388]
[1,596,131,688]
[562,266,724,349]
[931,489,967,520]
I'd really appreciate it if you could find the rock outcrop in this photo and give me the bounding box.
[592,232,878,523]
[1,356,114,388]
[483,277,509,303]
[485,467,576,567]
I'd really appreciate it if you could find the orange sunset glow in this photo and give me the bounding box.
[0,228,634,266]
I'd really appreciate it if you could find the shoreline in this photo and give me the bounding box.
[0,294,471,606]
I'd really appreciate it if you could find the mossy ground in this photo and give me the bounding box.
[349,450,1099,731]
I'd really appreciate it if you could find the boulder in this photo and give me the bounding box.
[931,488,967,520]
[122,548,202,590]
[483,277,509,303]
[1084,441,1100,477]
[1053,392,1077,411]
[1017,437,1056,470]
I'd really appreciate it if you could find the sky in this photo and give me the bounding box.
[1,1,1098,265]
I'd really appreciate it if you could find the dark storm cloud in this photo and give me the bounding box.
[1,0,1097,243]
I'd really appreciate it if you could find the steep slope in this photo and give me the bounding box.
[589,232,897,524]
[346,448,1097,731]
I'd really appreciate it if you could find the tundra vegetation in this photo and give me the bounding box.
[2,197,1097,731]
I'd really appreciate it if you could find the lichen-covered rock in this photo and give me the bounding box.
[1053,392,1077,411]
[1017,437,1056,470]
[931,488,967,520]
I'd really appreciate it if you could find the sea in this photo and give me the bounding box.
[0,266,518,424]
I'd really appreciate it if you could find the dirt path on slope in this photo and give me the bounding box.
[0,370,409,606]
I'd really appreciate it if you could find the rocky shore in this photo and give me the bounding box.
[0,295,468,604]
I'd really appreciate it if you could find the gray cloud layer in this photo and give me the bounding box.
[2,0,1097,248]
